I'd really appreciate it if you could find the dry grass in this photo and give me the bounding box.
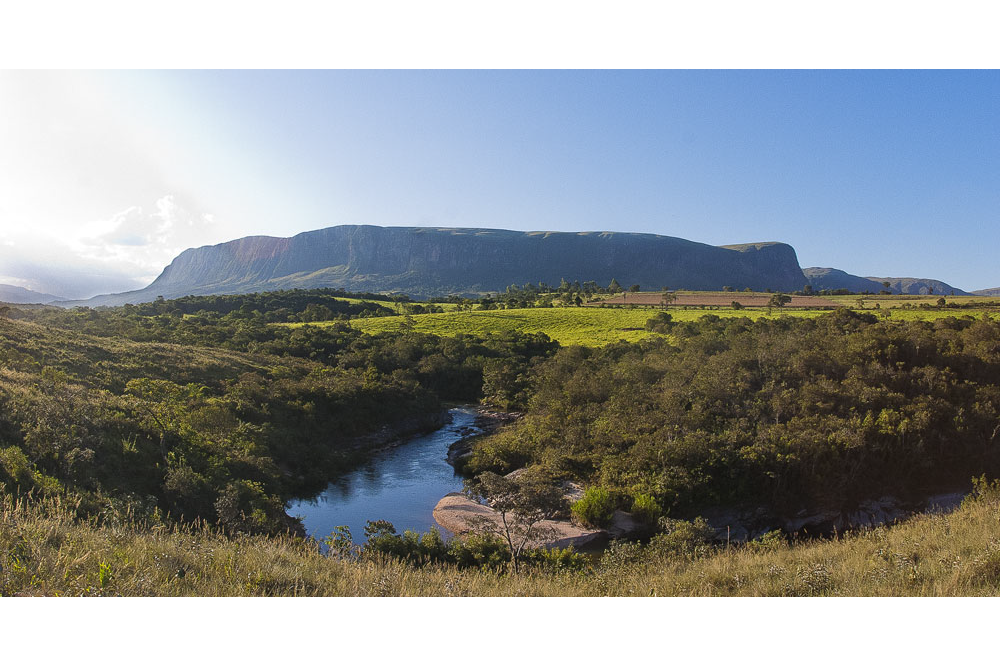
[5,491,1000,596]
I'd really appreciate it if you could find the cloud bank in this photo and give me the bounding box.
[0,195,224,300]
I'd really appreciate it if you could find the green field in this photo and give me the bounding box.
[280,295,1000,347]
[321,307,826,346]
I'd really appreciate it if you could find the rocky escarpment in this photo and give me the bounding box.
[67,225,808,306]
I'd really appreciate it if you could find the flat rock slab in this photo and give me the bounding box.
[433,492,607,550]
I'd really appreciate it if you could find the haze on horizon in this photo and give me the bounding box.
[2,69,998,299]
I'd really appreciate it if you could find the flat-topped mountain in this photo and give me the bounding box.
[66,225,808,306]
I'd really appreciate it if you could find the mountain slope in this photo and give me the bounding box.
[0,283,63,304]
[804,268,969,296]
[66,225,808,306]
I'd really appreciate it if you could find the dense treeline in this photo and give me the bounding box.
[17,288,400,326]
[467,310,1000,519]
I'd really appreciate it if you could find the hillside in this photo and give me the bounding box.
[804,267,969,295]
[65,225,808,306]
[0,283,63,304]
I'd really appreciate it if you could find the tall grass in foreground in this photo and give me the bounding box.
[4,490,1000,596]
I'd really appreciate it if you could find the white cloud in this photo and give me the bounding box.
[0,195,227,299]
[76,194,221,283]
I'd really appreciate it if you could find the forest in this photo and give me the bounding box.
[465,310,1000,521]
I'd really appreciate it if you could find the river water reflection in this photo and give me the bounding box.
[287,407,481,544]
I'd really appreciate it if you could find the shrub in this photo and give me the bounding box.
[523,546,589,572]
[650,517,714,559]
[571,486,616,528]
[447,533,510,570]
[630,493,661,524]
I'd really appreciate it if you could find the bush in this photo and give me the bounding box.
[630,493,662,524]
[571,486,616,528]
[650,517,714,559]
[448,533,510,570]
[522,546,589,572]
[362,520,450,564]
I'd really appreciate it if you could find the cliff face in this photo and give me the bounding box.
[69,225,809,306]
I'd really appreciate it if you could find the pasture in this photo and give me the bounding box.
[596,291,840,308]
[284,291,1000,347]
[336,306,831,346]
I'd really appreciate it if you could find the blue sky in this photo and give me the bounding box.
[2,69,998,297]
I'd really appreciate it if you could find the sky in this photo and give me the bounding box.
[1,69,998,298]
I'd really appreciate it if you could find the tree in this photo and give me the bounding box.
[768,293,791,308]
[608,278,622,293]
[463,472,566,573]
[660,291,677,309]
[629,284,640,293]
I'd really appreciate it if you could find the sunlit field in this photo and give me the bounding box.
[339,307,829,346]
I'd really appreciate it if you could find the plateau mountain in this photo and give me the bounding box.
[64,225,809,306]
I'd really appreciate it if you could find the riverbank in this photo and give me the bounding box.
[445,407,521,468]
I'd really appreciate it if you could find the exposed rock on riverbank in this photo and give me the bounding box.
[432,492,609,550]
[433,469,642,551]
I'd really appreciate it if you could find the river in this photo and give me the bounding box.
[286,406,482,545]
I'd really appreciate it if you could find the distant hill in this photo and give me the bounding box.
[803,268,969,296]
[972,288,1000,296]
[0,283,63,304]
[64,225,808,307]
[868,277,970,296]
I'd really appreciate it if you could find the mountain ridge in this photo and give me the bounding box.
[63,225,808,307]
[0,283,64,304]
[803,267,970,296]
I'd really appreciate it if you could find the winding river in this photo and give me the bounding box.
[286,407,482,544]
